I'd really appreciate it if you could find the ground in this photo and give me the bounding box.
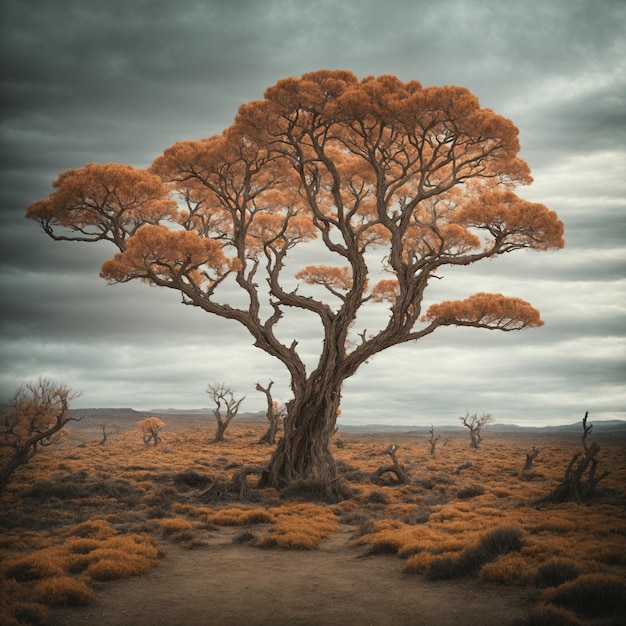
[50,525,532,626]
[1,411,625,626]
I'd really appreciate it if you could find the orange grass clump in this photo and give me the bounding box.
[206,507,275,526]
[3,547,69,582]
[33,575,95,606]
[157,517,195,534]
[256,503,339,549]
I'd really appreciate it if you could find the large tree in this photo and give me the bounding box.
[26,70,564,498]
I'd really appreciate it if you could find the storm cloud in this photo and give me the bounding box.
[1,0,624,425]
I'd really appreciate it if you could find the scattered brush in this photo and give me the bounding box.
[33,576,95,606]
[426,526,524,580]
[533,558,581,588]
[457,484,486,499]
[256,503,339,550]
[544,574,626,617]
[526,602,584,626]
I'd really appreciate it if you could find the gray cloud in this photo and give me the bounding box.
[1,0,624,425]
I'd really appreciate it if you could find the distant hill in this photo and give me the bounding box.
[7,405,621,435]
[338,420,626,434]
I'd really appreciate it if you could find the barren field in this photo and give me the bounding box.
[1,414,625,626]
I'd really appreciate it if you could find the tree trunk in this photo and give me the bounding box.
[256,381,280,445]
[535,441,609,504]
[1,445,38,494]
[258,385,344,500]
[522,447,540,473]
[214,420,228,443]
[258,419,279,445]
[470,429,481,449]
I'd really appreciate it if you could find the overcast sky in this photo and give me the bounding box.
[1,0,624,426]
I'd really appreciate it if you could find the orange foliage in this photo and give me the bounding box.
[137,417,165,434]
[456,188,565,251]
[295,265,353,291]
[26,163,177,247]
[422,292,544,330]
[100,225,238,287]
[371,279,400,303]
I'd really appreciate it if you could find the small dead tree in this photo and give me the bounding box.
[428,424,441,455]
[0,379,80,493]
[255,381,284,445]
[371,444,410,485]
[200,465,265,502]
[536,412,610,504]
[208,382,245,442]
[460,411,493,449]
[522,447,540,473]
[137,417,165,446]
[98,422,121,446]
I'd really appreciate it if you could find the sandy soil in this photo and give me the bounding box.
[50,525,534,626]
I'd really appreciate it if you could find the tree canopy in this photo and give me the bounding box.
[27,70,564,496]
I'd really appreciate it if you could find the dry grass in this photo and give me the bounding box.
[1,420,625,624]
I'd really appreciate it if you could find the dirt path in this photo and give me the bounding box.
[51,526,534,626]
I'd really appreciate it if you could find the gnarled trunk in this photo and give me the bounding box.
[258,419,279,445]
[258,382,343,499]
[213,421,228,443]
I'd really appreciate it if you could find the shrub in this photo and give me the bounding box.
[65,538,101,554]
[403,552,437,575]
[533,558,581,588]
[545,574,626,616]
[4,548,67,582]
[425,555,458,581]
[86,557,148,581]
[0,579,48,626]
[71,532,160,581]
[33,576,95,606]
[233,530,257,544]
[66,519,117,539]
[479,554,534,585]
[256,504,339,550]
[455,526,523,575]
[157,517,195,535]
[425,526,524,580]
[207,507,274,526]
[143,486,179,509]
[526,603,583,626]
[173,469,212,489]
[365,490,389,504]
[3,601,48,626]
[457,484,485,499]
[23,477,88,500]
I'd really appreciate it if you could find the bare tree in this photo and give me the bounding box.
[98,421,121,446]
[522,447,540,473]
[428,424,441,455]
[460,412,493,449]
[208,383,245,442]
[0,379,80,493]
[371,444,410,485]
[536,412,609,504]
[255,381,284,445]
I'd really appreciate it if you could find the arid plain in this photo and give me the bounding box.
[1,411,625,625]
